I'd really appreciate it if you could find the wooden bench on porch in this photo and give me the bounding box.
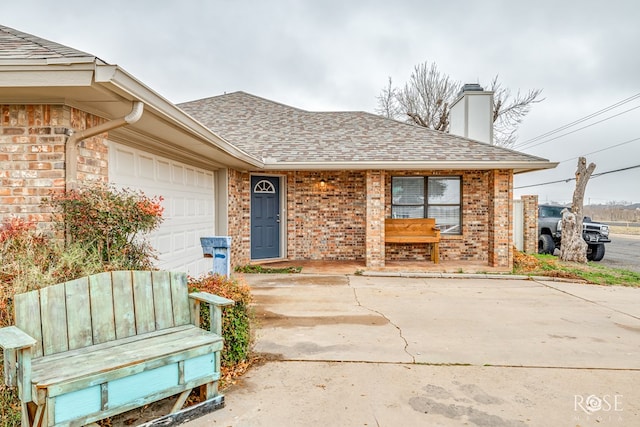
[0,270,234,427]
[385,218,441,264]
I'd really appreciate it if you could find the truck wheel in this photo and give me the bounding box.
[587,244,605,262]
[538,234,555,254]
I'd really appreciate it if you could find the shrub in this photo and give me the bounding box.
[44,185,164,270]
[189,274,253,366]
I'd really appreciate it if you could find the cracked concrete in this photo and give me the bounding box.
[190,273,640,426]
[348,276,416,363]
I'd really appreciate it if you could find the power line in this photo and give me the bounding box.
[514,164,640,190]
[557,136,640,164]
[515,104,640,151]
[514,92,640,149]
[516,92,640,146]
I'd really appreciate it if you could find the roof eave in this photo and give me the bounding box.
[94,64,262,169]
[0,59,263,170]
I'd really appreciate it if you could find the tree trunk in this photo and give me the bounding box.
[560,157,596,263]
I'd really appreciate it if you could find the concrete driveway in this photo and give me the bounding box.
[192,274,640,426]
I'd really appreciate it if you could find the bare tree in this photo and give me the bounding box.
[376,76,400,119]
[488,75,544,147]
[560,157,596,263]
[376,61,544,147]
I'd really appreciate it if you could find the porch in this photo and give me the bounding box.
[229,169,514,270]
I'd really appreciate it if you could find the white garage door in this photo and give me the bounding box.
[109,143,215,277]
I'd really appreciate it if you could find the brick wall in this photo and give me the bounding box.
[1,105,67,225]
[287,170,366,261]
[1,104,108,228]
[73,109,108,184]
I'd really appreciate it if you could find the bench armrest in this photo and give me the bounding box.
[189,292,235,336]
[0,326,35,395]
[189,292,235,307]
[0,326,36,350]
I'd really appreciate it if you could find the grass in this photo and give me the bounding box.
[610,225,640,236]
[235,264,302,274]
[513,252,640,287]
[0,386,20,427]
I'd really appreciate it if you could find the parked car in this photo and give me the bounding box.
[538,204,611,261]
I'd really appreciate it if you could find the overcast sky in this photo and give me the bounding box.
[4,0,639,205]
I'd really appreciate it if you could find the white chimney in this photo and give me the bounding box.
[449,83,494,144]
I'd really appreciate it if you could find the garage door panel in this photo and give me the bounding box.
[115,149,135,173]
[109,143,215,277]
[173,165,184,184]
[156,233,172,255]
[139,155,154,179]
[157,160,171,182]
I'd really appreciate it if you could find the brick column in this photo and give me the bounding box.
[522,195,538,254]
[365,170,385,268]
[487,170,513,268]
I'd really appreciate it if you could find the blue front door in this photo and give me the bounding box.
[251,176,280,259]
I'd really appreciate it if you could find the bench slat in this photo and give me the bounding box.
[152,271,174,330]
[35,325,194,364]
[14,290,43,357]
[40,283,69,355]
[171,271,191,327]
[111,271,137,339]
[133,271,156,334]
[385,236,440,243]
[65,277,93,350]
[89,272,117,344]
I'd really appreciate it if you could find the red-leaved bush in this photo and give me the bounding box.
[45,185,164,269]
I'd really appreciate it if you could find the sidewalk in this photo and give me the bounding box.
[190,273,640,426]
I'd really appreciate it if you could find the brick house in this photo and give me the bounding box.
[1,25,556,275]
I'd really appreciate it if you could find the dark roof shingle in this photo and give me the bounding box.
[0,25,94,60]
[179,91,549,165]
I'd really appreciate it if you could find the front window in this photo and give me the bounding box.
[392,176,461,234]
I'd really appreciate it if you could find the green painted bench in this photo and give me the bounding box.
[0,270,234,427]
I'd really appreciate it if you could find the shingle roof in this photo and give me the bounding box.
[179,91,550,166]
[0,25,94,60]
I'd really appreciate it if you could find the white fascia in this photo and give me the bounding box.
[0,61,95,87]
[260,160,559,173]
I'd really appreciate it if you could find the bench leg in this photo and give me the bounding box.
[171,389,192,413]
[21,402,37,427]
[21,403,30,427]
[32,403,45,427]
[200,350,221,400]
[431,243,439,264]
[200,381,218,401]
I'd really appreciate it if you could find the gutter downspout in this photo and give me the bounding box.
[65,101,144,190]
